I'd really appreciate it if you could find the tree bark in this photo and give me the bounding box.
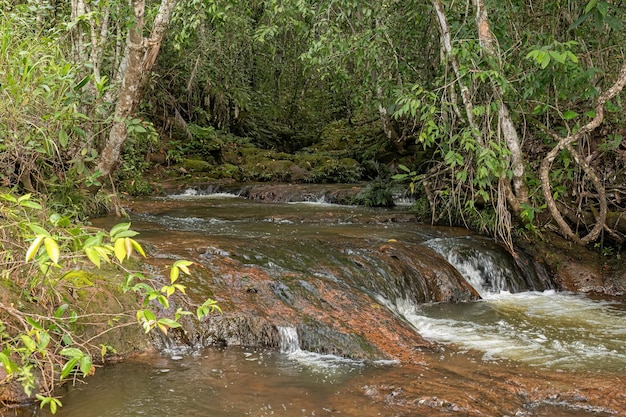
[96,0,178,178]
[472,0,529,211]
[430,0,481,144]
[540,61,626,245]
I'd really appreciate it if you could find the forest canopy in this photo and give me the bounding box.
[1,0,625,247]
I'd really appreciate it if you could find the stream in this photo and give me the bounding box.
[12,186,626,416]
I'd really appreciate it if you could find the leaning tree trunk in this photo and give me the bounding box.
[540,61,626,245]
[96,0,177,178]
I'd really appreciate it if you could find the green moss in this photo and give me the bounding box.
[61,270,95,288]
[215,163,242,180]
[182,158,213,172]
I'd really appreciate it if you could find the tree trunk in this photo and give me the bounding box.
[96,0,177,178]
[430,0,481,144]
[540,61,626,245]
[472,0,528,212]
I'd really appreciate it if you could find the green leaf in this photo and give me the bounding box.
[18,194,42,209]
[568,13,591,31]
[93,246,111,263]
[37,331,51,350]
[60,347,83,358]
[58,129,69,148]
[54,304,69,318]
[562,110,579,120]
[112,230,139,239]
[157,318,181,329]
[74,75,90,91]
[21,335,37,351]
[604,15,622,31]
[0,193,18,203]
[0,352,19,374]
[50,398,60,414]
[84,247,101,268]
[25,317,43,330]
[83,234,103,248]
[27,224,51,237]
[585,0,598,14]
[79,355,92,376]
[109,223,131,239]
[71,126,86,139]
[548,50,566,64]
[60,357,79,379]
[596,0,608,16]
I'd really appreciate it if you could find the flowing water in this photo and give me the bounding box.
[11,187,626,416]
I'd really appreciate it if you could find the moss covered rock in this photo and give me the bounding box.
[182,158,213,173]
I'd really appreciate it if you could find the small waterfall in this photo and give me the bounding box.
[425,237,551,296]
[277,326,301,353]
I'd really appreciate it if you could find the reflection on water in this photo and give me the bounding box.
[13,345,621,417]
[19,347,394,417]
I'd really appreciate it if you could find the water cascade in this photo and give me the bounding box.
[277,326,301,353]
[425,236,552,295]
[48,189,624,417]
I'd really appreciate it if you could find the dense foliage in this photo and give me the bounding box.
[0,192,219,412]
[1,0,625,410]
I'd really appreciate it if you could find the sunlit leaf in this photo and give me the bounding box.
[44,237,60,264]
[0,193,18,203]
[124,237,133,259]
[19,200,42,209]
[157,318,181,328]
[60,347,83,358]
[37,331,51,350]
[21,335,37,351]
[114,238,127,262]
[170,266,180,283]
[113,230,139,239]
[93,246,111,263]
[0,352,19,374]
[157,322,168,335]
[173,260,193,276]
[84,247,101,268]
[26,235,45,261]
[130,239,146,257]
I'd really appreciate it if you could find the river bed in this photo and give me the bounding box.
[12,189,626,416]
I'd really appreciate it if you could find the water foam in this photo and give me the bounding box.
[378,292,626,372]
[168,188,241,199]
[276,326,364,372]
